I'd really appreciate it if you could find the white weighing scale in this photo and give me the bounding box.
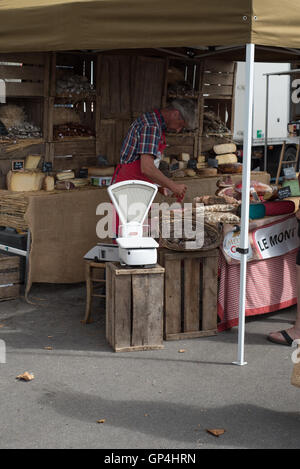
[107,180,159,267]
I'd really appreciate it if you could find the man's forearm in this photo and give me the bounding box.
[140,155,176,191]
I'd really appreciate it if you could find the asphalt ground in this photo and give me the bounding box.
[0,283,299,450]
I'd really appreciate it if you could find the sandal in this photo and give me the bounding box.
[267,330,294,346]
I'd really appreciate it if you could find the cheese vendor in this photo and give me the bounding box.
[111,98,197,197]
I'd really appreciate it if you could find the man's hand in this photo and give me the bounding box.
[296,208,300,220]
[171,183,187,199]
[141,154,187,199]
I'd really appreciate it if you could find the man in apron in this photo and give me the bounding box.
[111,98,197,235]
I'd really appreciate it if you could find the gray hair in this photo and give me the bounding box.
[168,98,197,130]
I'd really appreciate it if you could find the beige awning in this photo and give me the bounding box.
[0,0,299,53]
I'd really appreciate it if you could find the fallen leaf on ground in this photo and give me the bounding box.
[16,372,34,382]
[97,419,106,424]
[0,324,4,328]
[44,347,53,350]
[206,429,226,437]
[144,414,149,417]
[178,349,186,353]
[47,336,53,339]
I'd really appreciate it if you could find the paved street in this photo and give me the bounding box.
[0,283,299,449]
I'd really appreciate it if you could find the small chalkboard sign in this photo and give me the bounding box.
[278,186,292,199]
[12,160,24,172]
[283,166,296,179]
[79,168,89,178]
[42,161,53,173]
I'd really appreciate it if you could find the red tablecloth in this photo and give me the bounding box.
[217,248,298,331]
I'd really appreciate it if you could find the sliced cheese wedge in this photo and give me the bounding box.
[24,155,41,170]
[56,171,75,181]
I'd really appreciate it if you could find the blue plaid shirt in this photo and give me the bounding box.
[120,110,166,164]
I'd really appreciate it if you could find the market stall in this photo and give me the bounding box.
[1,0,300,360]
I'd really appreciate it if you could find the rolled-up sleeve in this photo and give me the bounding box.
[138,125,161,157]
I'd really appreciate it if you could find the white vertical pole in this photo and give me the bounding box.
[233,43,255,366]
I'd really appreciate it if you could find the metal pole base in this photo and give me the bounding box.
[232,361,248,366]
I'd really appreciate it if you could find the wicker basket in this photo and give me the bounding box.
[158,212,222,252]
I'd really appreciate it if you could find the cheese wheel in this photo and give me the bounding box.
[197,168,218,177]
[8,171,45,192]
[24,155,41,170]
[218,163,242,174]
[214,143,237,155]
[216,153,238,165]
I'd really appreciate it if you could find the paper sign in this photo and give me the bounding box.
[253,216,298,259]
[223,231,253,261]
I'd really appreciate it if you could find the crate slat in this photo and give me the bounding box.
[0,65,44,81]
[203,85,233,96]
[203,73,234,86]
[0,284,20,299]
[184,258,200,332]
[5,82,44,97]
[164,258,181,335]
[132,273,163,347]
[114,274,132,349]
[0,53,46,66]
[202,256,219,331]
[0,254,20,300]
[0,270,20,284]
[204,60,235,73]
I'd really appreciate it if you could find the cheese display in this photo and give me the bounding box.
[185,169,196,177]
[213,143,237,155]
[197,155,206,163]
[178,153,190,162]
[43,175,55,192]
[24,155,41,170]
[178,161,188,170]
[218,163,243,174]
[7,171,45,192]
[216,153,238,165]
[56,171,75,181]
[197,168,217,177]
[67,178,89,187]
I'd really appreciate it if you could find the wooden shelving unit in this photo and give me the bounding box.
[0,51,237,181]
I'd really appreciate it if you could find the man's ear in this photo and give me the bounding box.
[172,109,181,120]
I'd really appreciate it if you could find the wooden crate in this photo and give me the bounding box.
[106,262,165,352]
[0,52,50,97]
[202,60,235,99]
[0,253,20,300]
[159,249,219,340]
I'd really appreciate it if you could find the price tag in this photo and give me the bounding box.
[42,162,53,173]
[12,160,24,172]
[283,166,296,179]
[278,186,292,199]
